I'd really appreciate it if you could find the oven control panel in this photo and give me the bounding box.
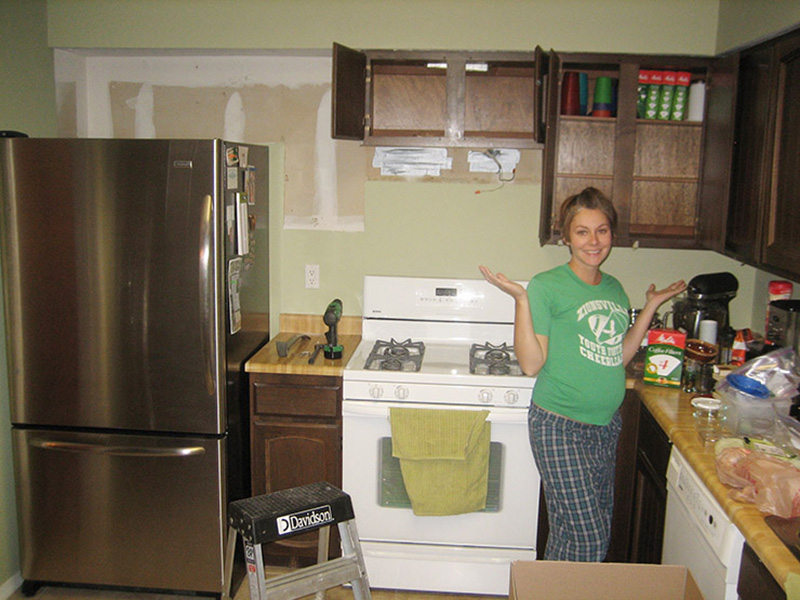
[346,380,532,407]
[363,275,523,323]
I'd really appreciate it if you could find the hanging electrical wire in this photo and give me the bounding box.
[475,149,516,194]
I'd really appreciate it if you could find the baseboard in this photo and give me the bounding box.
[0,573,22,600]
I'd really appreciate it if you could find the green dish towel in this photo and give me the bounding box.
[390,407,491,516]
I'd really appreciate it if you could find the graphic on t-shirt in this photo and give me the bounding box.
[575,299,628,367]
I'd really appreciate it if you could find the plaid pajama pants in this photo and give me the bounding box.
[528,402,623,562]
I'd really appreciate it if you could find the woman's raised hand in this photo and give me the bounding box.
[479,265,527,300]
[645,279,687,308]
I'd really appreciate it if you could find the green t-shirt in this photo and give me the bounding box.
[528,264,630,425]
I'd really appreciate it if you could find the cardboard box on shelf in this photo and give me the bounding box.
[657,71,677,120]
[670,71,692,120]
[637,69,652,118]
[509,561,704,600]
[644,70,664,119]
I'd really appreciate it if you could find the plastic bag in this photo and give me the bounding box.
[715,346,800,405]
[716,446,800,517]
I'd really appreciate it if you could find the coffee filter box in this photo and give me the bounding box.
[643,329,687,387]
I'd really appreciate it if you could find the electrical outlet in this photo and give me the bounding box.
[305,264,320,289]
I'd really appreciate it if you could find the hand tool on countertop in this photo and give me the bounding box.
[308,344,325,364]
[276,334,310,357]
[323,298,344,359]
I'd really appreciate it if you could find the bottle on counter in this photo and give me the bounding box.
[767,280,794,336]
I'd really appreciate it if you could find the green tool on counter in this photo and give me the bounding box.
[323,298,343,359]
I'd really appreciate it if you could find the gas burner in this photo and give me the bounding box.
[365,338,425,372]
[470,342,523,376]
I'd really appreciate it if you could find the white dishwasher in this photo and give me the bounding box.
[662,447,745,600]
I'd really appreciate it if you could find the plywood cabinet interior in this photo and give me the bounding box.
[332,42,547,148]
[540,51,736,249]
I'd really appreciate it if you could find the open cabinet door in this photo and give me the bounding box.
[698,53,738,252]
[533,46,548,144]
[539,50,561,246]
[332,42,367,140]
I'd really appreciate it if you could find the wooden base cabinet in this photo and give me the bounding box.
[738,543,785,600]
[250,373,342,566]
[536,389,639,562]
[628,402,671,563]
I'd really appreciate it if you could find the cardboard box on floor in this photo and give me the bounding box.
[510,561,704,600]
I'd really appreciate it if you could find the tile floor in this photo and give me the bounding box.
[7,570,502,600]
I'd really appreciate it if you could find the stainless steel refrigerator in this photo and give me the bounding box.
[0,138,270,596]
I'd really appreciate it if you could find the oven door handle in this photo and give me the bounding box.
[342,400,528,423]
[342,401,391,419]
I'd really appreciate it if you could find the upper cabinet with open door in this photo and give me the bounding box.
[332,42,548,149]
[539,51,737,250]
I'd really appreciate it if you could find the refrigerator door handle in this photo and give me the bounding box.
[199,192,216,395]
[29,438,206,457]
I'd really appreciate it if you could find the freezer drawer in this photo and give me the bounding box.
[13,428,227,594]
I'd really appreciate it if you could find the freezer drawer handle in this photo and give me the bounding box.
[30,438,206,457]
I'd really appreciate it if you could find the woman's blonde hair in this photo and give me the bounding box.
[558,187,617,243]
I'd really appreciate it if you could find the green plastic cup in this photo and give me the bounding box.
[592,76,614,117]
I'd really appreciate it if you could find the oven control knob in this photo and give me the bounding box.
[369,384,384,399]
[504,390,520,405]
[478,389,493,404]
[394,386,409,400]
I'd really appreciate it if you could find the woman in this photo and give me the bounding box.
[480,187,685,562]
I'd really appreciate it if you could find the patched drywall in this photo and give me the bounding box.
[56,52,367,232]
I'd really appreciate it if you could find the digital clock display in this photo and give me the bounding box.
[435,287,458,297]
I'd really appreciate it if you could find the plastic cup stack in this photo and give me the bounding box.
[592,76,614,117]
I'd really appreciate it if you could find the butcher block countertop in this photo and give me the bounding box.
[637,379,800,593]
[245,314,361,376]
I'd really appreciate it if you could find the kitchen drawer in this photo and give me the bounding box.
[251,373,340,418]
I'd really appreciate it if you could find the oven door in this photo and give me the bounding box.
[342,399,539,549]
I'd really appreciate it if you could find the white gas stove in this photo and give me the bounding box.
[344,275,534,404]
[342,276,540,596]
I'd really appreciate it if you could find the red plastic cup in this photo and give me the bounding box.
[561,72,580,116]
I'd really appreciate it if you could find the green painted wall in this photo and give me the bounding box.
[46,0,721,54]
[1,0,799,592]
[1,1,56,137]
[0,0,57,589]
[717,0,800,52]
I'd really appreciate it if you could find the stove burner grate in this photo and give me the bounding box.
[365,338,425,372]
[470,342,523,376]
